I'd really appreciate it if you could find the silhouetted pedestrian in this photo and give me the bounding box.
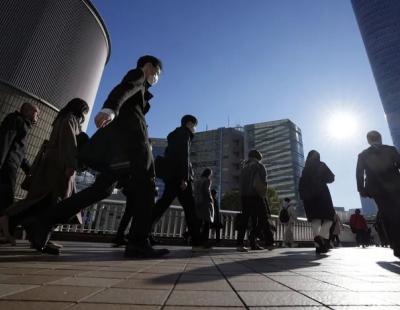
[356,130,400,258]
[152,115,204,251]
[281,197,297,247]
[350,209,368,247]
[211,189,222,244]
[0,102,39,243]
[299,150,335,254]
[236,149,274,252]
[194,168,214,247]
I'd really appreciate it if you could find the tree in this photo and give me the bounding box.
[221,187,282,214]
[221,190,241,211]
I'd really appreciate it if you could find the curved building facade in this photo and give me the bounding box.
[352,0,400,148]
[0,0,110,198]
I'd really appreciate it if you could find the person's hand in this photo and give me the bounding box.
[180,180,188,191]
[95,112,112,128]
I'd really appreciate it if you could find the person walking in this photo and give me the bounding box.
[13,55,168,258]
[329,213,342,247]
[211,189,222,244]
[281,197,297,247]
[236,149,275,252]
[356,130,400,258]
[0,102,39,243]
[151,115,204,251]
[194,168,214,247]
[299,150,335,254]
[349,209,368,247]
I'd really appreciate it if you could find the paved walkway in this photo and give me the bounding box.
[0,241,400,309]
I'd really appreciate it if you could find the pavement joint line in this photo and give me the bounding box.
[210,255,250,310]
[235,256,336,309]
[159,259,189,310]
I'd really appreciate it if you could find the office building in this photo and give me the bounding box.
[360,197,378,217]
[352,1,400,148]
[0,0,110,199]
[244,119,305,214]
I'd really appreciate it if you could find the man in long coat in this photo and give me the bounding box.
[20,55,168,258]
[0,102,39,214]
[356,130,400,258]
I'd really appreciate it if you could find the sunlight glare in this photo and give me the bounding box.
[327,111,359,141]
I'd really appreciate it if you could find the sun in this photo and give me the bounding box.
[326,110,359,140]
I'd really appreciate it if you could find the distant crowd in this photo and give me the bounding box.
[0,55,399,260]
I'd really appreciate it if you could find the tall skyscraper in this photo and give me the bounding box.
[352,1,400,148]
[0,0,110,198]
[244,119,305,214]
[191,127,244,201]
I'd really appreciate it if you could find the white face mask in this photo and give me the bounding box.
[147,72,159,86]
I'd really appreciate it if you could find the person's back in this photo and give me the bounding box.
[358,144,400,196]
[240,159,266,197]
[350,213,367,231]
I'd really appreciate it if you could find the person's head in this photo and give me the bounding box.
[20,102,40,124]
[137,55,162,86]
[367,130,382,146]
[181,114,198,133]
[201,168,213,179]
[305,150,320,166]
[284,197,290,203]
[248,149,262,161]
[355,209,360,214]
[211,189,217,197]
[56,98,89,125]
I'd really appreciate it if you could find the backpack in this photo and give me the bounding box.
[279,207,290,223]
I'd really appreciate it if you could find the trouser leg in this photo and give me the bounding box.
[152,182,176,225]
[237,199,251,246]
[254,197,274,246]
[126,177,155,246]
[178,183,202,246]
[116,205,132,238]
[0,168,15,216]
[319,220,332,239]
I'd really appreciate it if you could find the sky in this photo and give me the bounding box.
[89,0,392,210]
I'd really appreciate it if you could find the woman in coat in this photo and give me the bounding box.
[194,168,214,246]
[299,150,335,254]
[0,98,89,246]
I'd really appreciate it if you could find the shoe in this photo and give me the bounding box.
[393,248,400,258]
[236,246,249,252]
[125,243,169,258]
[40,243,61,255]
[149,235,160,246]
[112,236,127,247]
[22,217,52,251]
[47,241,63,249]
[191,245,210,252]
[265,245,275,251]
[251,245,264,250]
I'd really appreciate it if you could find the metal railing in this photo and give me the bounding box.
[54,199,322,242]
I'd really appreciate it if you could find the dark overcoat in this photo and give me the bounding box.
[300,162,335,221]
[194,177,214,222]
[163,126,194,183]
[356,145,400,198]
[0,111,31,211]
[79,69,154,178]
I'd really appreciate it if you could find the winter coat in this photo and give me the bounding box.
[5,113,82,222]
[282,200,297,225]
[194,177,214,222]
[163,126,194,183]
[356,144,400,199]
[350,213,368,231]
[240,158,267,197]
[300,161,335,221]
[0,111,31,176]
[0,111,31,211]
[78,68,154,177]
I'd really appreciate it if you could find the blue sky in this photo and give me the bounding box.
[90,0,392,210]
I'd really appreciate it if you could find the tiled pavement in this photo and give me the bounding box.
[0,241,400,309]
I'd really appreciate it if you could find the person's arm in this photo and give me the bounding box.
[0,115,17,168]
[95,69,144,128]
[322,162,335,183]
[175,130,191,184]
[356,154,368,197]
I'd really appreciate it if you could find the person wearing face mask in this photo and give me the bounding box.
[151,115,205,251]
[18,55,169,258]
[356,130,400,259]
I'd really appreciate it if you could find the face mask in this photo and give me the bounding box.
[147,73,159,86]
